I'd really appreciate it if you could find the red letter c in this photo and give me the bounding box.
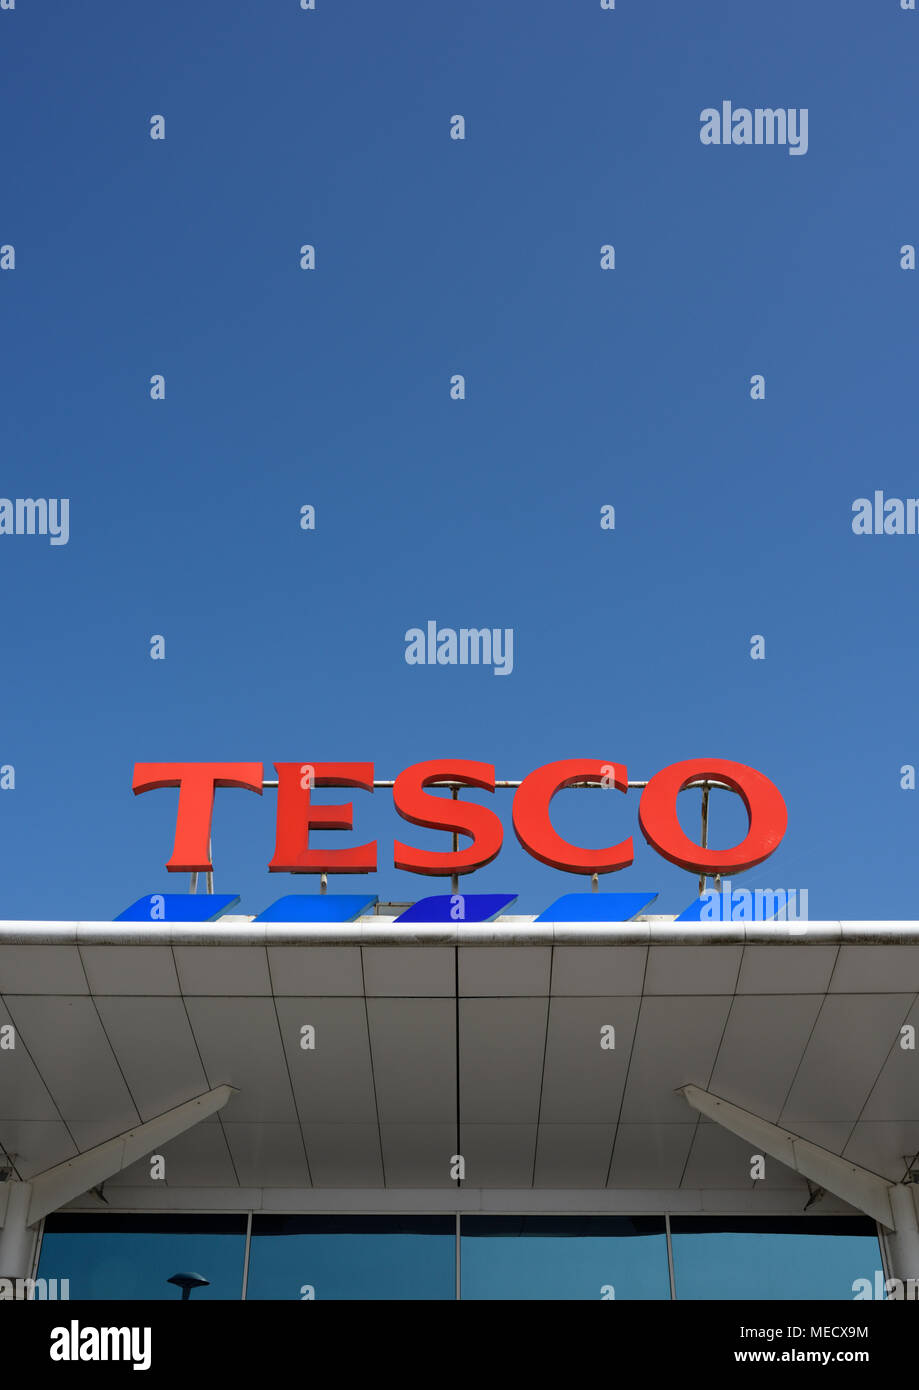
[512,759,633,874]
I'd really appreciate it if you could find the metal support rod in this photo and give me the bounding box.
[698,784,710,896]
[664,1212,677,1301]
[188,871,198,895]
[240,1211,252,1301]
[451,788,459,896]
[206,836,213,895]
[260,778,734,791]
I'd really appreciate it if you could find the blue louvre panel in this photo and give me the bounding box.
[676,897,715,921]
[115,894,240,922]
[255,894,378,922]
[535,892,659,922]
[394,893,518,923]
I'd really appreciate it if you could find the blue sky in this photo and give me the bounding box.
[1,0,917,922]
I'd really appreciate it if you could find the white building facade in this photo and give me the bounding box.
[1,915,917,1300]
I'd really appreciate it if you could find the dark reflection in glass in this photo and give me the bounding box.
[37,1214,247,1300]
[246,1215,455,1300]
[669,1216,882,1300]
[460,1215,670,1300]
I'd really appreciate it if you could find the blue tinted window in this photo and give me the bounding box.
[670,1217,882,1300]
[246,1216,455,1300]
[38,1215,247,1300]
[460,1216,670,1300]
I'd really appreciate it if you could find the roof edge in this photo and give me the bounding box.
[0,921,917,946]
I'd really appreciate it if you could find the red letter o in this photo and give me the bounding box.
[638,759,787,874]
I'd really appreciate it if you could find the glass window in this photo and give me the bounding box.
[669,1216,882,1300]
[460,1215,670,1300]
[246,1215,455,1300]
[37,1214,248,1300]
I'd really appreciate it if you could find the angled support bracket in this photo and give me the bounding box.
[677,1084,897,1226]
[677,1084,919,1281]
[0,1085,235,1278]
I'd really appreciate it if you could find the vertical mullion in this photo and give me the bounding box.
[455,1212,461,1300]
[241,1210,253,1300]
[30,1216,45,1283]
[665,1212,676,1300]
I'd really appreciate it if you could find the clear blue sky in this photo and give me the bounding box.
[1,0,917,922]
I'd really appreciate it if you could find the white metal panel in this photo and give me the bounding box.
[830,946,919,994]
[0,1120,78,1180]
[362,947,454,996]
[275,998,378,1124]
[781,994,916,1125]
[459,998,548,1124]
[222,1123,310,1187]
[707,994,824,1120]
[0,947,88,994]
[682,1120,800,1189]
[79,946,180,996]
[3,997,138,1150]
[755,1160,810,1192]
[173,946,272,996]
[183,997,298,1123]
[267,946,363,996]
[735,945,837,995]
[93,997,211,1120]
[618,997,733,1123]
[644,946,743,996]
[378,1124,458,1188]
[0,999,61,1120]
[459,948,551,997]
[550,946,647,996]
[460,1124,538,1187]
[104,1121,238,1188]
[607,1124,697,1188]
[368,999,456,1124]
[534,1124,617,1188]
[860,996,919,1122]
[844,1122,919,1182]
[538,997,640,1123]
[301,1124,383,1188]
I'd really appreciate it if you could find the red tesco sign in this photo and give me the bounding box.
[132,757,787,878]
